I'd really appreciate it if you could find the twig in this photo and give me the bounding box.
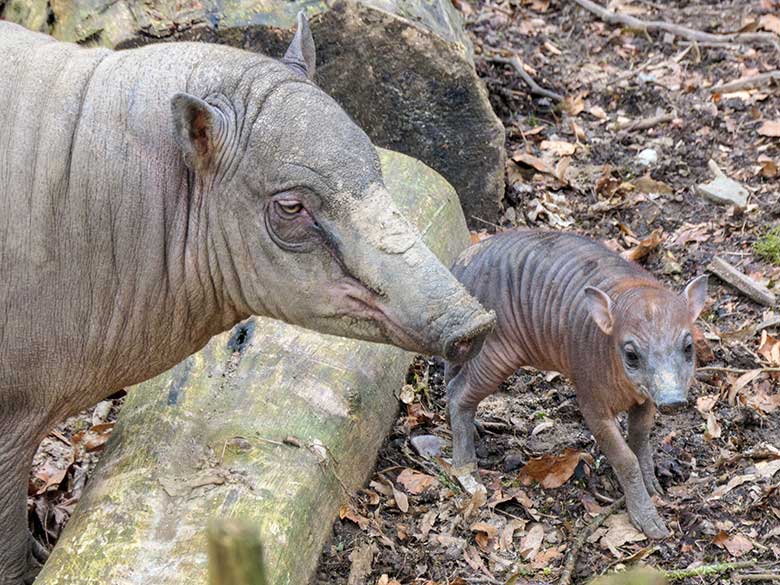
[712,71,780,93]
[698,366,780,374]
[485,55,564,102]
[558,496,625,585]
[570,0,780,48]
[618,111,675,132]
[708,256,777,307]
[663,560,760,581]
[734,574,780,583]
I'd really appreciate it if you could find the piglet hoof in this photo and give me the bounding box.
[452,463,484,495]
[29,534,49,565]
[646,475,665,497]
[628,502,670,539]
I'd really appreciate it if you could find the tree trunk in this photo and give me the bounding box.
[1,0,505,227]
[32,148,470,585]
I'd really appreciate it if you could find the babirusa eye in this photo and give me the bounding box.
[276,201,303,216]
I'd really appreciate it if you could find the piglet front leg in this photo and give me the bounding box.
[628,401,663,497]
[580,399,670,539]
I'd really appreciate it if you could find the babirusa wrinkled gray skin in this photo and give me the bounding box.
[0,15,493,584]
[445,230,707,539]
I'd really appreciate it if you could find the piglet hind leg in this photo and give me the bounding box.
[628,401,664,496]
[580,399,670,539]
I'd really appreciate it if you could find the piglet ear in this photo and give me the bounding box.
[282,11,316,80]
[170,93,223,172]
[583,286,614,335]
[683,274,708,322]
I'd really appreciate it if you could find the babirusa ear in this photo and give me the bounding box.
[282,11,316,80]
[170,93,222,172]
[683,274,708,322]
[583,286,614,335]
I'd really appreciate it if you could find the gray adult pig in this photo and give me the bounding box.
[0,15,494,584]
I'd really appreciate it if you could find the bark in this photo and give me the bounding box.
[32,148,471,585]
[2,0,505,226]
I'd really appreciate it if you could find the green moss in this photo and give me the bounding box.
[754,226,780,265]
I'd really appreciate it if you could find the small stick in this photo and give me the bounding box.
[485,55,565,102]
[734,575,780,583]
[569,0,780,47]
[712,71,780,93]
[618,111,675,132]
[663,560,760,581]
[698,366,780,374]
[708,256,777,307]
[558,496,625,585]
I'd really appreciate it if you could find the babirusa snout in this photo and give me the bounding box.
[339,189,495,360]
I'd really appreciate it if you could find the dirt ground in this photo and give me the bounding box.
[28,0,780,583]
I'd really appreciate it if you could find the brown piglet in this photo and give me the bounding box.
[445,229,708,538]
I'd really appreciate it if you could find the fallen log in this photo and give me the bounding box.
[2,0,506,226]
[33,148,471,584]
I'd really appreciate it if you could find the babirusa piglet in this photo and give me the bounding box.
[445,229,708,538]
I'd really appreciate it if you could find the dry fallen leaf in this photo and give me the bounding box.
[600,513,646,557]
[708,473,757,500]
[758,120,780,137]
[339,504,370,530]
[632,174,673,195]
[470,521,499,551]
[755,458,780,479]
[621,228,664,262]
[519,448,592,488]
[704,411,722,441]
[696,394,719,415]
[540,140,577,156]
[532,545,563,570]
[759,14,780,34]
[727,369,763,405]
[376,575,401,585]
[347,542,377,585]
[714,532,754,557]
[519,523,545,560]
[512,151,553,174]
[396,469,438,495]
[385,479,409,513]
[564,92,586,116]
[758,331,780,366]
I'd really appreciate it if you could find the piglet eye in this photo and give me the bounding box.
[623,343,640,369]
[684,335,694,361]
[276,201,303,217]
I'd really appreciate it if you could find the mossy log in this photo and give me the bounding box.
[2,0,505,226]
[32,148,470,585]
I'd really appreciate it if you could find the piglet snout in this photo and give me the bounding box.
[656,390,688,414]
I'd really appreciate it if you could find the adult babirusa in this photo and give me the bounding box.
[0,14,494,584]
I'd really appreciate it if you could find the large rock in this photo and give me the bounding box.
[2,0,506,225]
[32,148,471,585]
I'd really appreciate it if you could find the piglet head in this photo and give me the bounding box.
[584,275,708,413]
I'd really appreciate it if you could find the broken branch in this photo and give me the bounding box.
[485,55,564,102]
[734,575,780,583]
[698,366,780,374]
[708,256,777,307]
[663,560,760,581]
[558,496,625,585]
[711,71,780,93]
[570,0,780,48]
[618,111,675,132]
